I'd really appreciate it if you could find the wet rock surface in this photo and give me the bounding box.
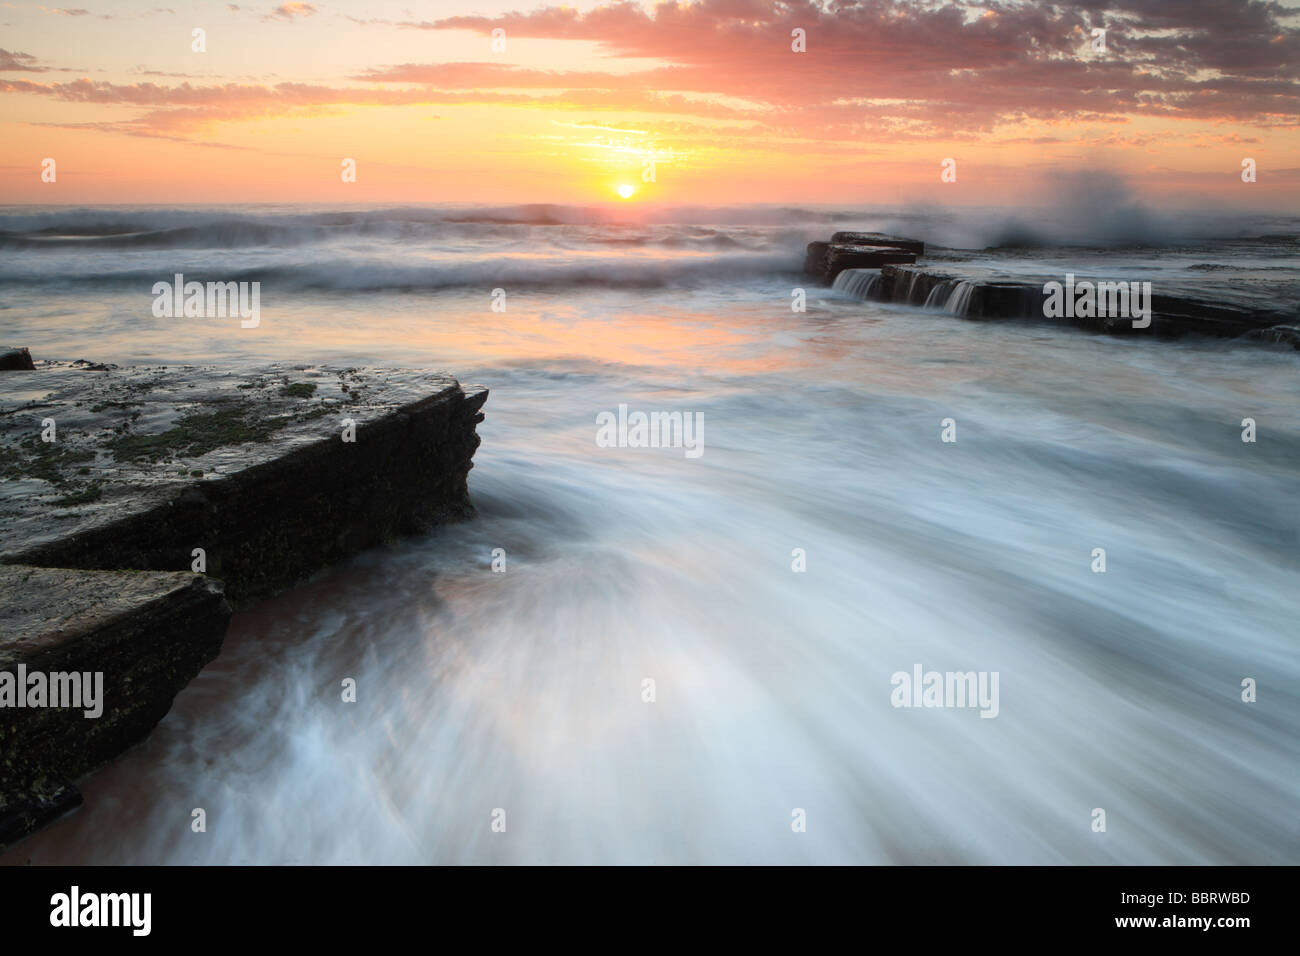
[1,363,489,604]
[825,255,1296,344]
[0,565,231,848]
[829,232,926,255]
[0,361,488,847]
[0,348,35,372]
[864,265,1297,339]
[804,237,921,281]
[808,231,1297,343]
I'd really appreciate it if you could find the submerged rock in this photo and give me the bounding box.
[1248,324,1300,348]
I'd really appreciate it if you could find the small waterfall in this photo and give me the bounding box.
[923,280,955,310]
[899,271,922,305]
[835,268,979,317]
[919,279,978,315]
[831,268,880,300]
[944,280,978,317]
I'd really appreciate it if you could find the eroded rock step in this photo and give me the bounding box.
[0,565,231,847]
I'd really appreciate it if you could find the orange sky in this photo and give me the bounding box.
[1,0,1297,207]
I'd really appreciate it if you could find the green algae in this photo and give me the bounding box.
[107,406,286,462]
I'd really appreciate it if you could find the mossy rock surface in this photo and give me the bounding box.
[1,362,487,605]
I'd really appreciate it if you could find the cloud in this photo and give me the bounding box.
[407,0,1300,132]
[4,1,1297,148]
[267,2,316,20]
[0,75,753,124]
[0,49,45,72]
[30,118,252,147]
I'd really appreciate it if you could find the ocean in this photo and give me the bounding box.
[1,203,1297,863]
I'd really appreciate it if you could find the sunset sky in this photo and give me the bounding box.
[1,0,1297,206]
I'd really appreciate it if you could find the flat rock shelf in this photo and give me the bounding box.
[805,233,1298,344]
[803,231,923,281]
[0,360,488,848]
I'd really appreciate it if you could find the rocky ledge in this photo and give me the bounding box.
[1,362,488,605]
[804,231,1297,344]
[836,264,1297,342]
[0,358,487,847]
[804,232,923,281]
[0,566,231,846]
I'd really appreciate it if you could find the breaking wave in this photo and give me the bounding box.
[0,252,802,291]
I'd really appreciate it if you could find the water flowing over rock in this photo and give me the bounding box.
[1248,324,1300,347]
[876,266,1294,336]
[827,258,1296,341]
[830,268,882,300]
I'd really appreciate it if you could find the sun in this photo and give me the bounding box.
[616,183,636,199]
